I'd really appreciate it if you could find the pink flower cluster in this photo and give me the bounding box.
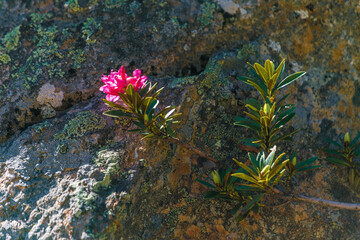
[100,66,147,102]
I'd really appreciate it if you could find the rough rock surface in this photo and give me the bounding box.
[1,0,360,239]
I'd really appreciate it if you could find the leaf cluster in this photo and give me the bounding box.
[324,132,360,191]
[197,167,243,200]
[198,59,321,221]
[285,155,320,181]
[232,147,288,192]
[198,146,320,220]
[238,59,306,102]
[236,59,305,152]
[235,96,297,152]
[103,83,181,139]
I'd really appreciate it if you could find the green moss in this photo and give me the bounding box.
[197,59,231,99]
[237,44,257,60]
[72,49,86,68]
[65,0,82,12]
[2,25,21,52]
[69,181,98,217]
[199,2,217,26]
[11,14,64,88]
[56,142,70,154]
[170,75,197,88]
[30,12,53,27]
[197,53,239,99]
[129,1,140,16]
[82,18,102,45]
[0,53,11,64]
[54,111,106,140]
[33,121,53,133]
[93,149,122,191]
[104,0,128,9]
[164,206,187,231]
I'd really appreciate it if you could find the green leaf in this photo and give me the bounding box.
[265,96,272,105]
[236,210,250,222]
[118,92,132,107]
[246,98,261,110]
[277,71,306,89]
[248,66,263,82]
[139,82,151,98]
[143,82,158,99]
[234,117,262,132]
[165,108,176,119]
[244,111,260,122]
[103,110,133,118]
[231,173,259,184]
[231,203,243,216]
[166,113,182,121]
[140,133,155,140]
[325,138,342,148]
[351,142,360,153]
[196,179,216,189]
[237,76,257,85]
[166,126,177,138]
[152,107,176,122]
[103,99,130,112]
[270,152,286,169]
[350,131,360,147]
[233,158,258,178]
[150,87,164,100]
[274,59,285,81]
[275,107,295,122]
[268,159,289,180]
[127,128,143,132]
[235,185,264,192]
[325,157,351,167]
[277,93,290,106]
[238,183,265,191]
[242,138,261,147]
[146,99,159,115]
[254,63,269,82]
[126,84,135,101]
[354,148,360,157]
[323,148,343,156]
[204,191,220,199]
[270,130,298,145]
[241,193,264,214]
[133,120,146,129]
[247,80,267,100]
[273,112,295,129]
[296,157,318,168]
[248,152,260,172]
[271,169,286,186]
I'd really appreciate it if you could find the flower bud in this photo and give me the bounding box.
[264,104,270,115]
[344,132,350,144]
[211,170,221,185]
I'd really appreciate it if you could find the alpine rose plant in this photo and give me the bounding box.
[100,66,147,102]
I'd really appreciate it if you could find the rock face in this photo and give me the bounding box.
[1,0,360,239]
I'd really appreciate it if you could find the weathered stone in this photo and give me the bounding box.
[1,0,360,239]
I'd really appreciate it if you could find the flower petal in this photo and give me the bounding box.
[106,94,120,102]
[133,69,141,78]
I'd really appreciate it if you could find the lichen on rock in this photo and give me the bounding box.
[54,111,106,140]
[36,83,64,108]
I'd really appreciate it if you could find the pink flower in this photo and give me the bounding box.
[100,66,147,102]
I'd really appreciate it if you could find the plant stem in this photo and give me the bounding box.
[289,194,360,210]
[166,136,218,164]
[272,188,360,210]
